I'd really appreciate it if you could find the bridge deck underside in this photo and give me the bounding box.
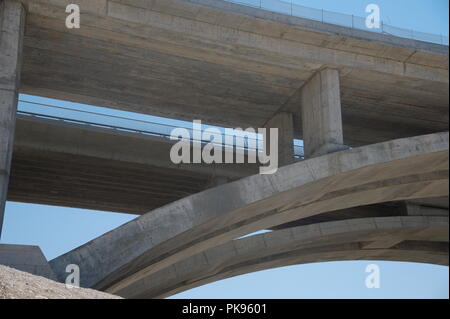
[8,147,214,214]
[4,0,448,298]
[9,115,259,213]
[18,0,449,147]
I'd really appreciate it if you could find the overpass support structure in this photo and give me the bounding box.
[0,0,25,236]
[48,133,449,293]
[114,216,449,298]
[264,111,295,167]
[301,68,348,158]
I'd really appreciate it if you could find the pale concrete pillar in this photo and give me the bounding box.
[0,1,25,236]
[301,68,347,158]
[264,112,294,166]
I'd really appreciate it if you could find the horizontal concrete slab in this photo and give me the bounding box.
[16,0,449,145]
[9,115,258,214]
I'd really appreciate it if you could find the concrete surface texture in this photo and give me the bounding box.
[9,115,258,214]
[270,200,449,230]
[0,0,448,298]
[0,265,122,299]
[0,0,25,235]
[301,68,347,158]
[0,244,56,280]
[1,0,447,217]
[263,111,295,166]
[16,0,449,147]
[114,216,449,298]
[48,132,448,293]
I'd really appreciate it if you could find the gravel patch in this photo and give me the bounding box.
[0,265,122,299]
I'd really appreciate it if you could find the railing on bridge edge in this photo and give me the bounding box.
[224,0,449,45]
[17,99,305,159]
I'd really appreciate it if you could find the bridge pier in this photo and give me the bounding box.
[264,112,295,166]
[301,68,348,158]
[0,0,25,236]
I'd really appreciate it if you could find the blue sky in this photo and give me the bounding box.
[1,0,448,298]
[291,0,448,36]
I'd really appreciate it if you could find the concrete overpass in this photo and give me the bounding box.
[0,0,447,218]
[116,215,449,298]
[9,112,260,214]
[15,0,450,146]
[0,0,448,298]
[10,112,446,227]
[48,133,449,294]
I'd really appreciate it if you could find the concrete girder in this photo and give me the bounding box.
[48,132,449,292]
[113,216,449,298]
[405,203,449,217]
[9,115,259,214]
[12,0,449,145]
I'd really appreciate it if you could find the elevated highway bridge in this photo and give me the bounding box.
[0,0,448,298]
[10,104,264,214]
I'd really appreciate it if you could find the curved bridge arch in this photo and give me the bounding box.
[49,132,449,295]
[115,216,449,298]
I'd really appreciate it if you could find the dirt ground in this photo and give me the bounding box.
[0,265,122,299]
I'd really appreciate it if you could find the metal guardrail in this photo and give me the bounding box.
[224,0,449,45]
[17,110,175,139]
[17,99,305,159]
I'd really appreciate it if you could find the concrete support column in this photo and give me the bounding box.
[0,0,25,236]
[264,112,294,166]
[300,68,347,158]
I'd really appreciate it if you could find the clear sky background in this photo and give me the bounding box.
[1,0,448,298]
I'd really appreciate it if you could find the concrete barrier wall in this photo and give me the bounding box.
[0,244,56,280]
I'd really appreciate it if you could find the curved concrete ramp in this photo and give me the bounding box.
[114,216,449,298]
[49,133,449,293]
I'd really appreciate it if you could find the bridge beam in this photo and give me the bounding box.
[0,0,25,236]
[264,111,295,166]
[47,133,449,290]
[405,203,449,217]
[301,68,348,158]
[112,216,449,298]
